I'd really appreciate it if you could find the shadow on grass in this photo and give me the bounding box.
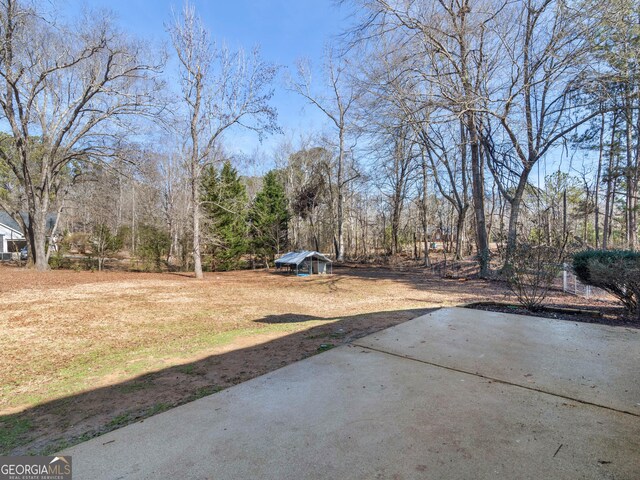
[0,306,437,456]
[259,314,320,323]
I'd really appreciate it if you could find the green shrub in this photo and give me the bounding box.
[573,250,640,319]
[137,224,171,272]
[48,250,70,270]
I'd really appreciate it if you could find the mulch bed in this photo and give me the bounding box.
[465,301,639,329]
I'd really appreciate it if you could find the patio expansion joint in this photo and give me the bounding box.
[351,342,640,419]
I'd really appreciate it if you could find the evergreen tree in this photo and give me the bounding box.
[586,0,640,249]
[137,224,171,272]
[201,161,249,271]
[249,170,289,265]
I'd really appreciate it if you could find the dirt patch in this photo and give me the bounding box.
[0,263,625,455]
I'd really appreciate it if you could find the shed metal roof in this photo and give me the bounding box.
[275,250,332,266]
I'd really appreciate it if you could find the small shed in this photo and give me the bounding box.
[275,250,333,276]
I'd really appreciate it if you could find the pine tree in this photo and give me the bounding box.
[586,0,640,249]
[201,161,249,271]
[249,170,289,266]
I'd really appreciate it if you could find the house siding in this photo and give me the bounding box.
[0,222,25,255]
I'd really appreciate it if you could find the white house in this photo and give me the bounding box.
[0,212,26,257]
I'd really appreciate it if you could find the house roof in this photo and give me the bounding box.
[275,250,332,266]
[0,212,24,234]
[0,211,57,234]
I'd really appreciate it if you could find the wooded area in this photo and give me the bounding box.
[0,0,638,275]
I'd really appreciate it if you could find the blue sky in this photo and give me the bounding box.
[63,0,352,164]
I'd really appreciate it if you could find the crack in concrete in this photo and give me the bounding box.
[352,342,640,419]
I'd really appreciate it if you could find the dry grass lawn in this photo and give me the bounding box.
[0,264,604,455]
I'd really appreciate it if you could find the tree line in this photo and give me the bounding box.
[0,0,638,275]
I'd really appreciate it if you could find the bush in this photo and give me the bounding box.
[573,250,640,319]
[48,250,71,270]
[504,243,562,311]
[92,224,122,271]
[137,224,171,272]
[62,232,90,254]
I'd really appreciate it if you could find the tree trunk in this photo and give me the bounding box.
[470,124,490,276]
[594,113,605,248]
[631,97,640,250]
[192,176,203,279]
[457,4,488,276]
[421,153,430,267]
[131,184,136,255]
[32,208,49,271]
[46,203,64,264]
[309,213,320,253]
[626,102,633,249]
[563,189,568,241]
[391,198,401,256]
[336,129,345,262]
[603,113,618,250]
[454,207,466,260]
[505,169,531,262]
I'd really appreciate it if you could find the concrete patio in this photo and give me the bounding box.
[62,308,640,479]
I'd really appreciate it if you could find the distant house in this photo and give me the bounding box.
[275,250,333,275]
[0,212,59,260]
[0,212,26,258]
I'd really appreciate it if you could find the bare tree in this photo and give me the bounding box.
[481,0,598,262]
[351,0,495,274]
[168,2,278,278]
[416,147,432,265]
[0,0,163,270]
[158,151,189,266]
[290,50,359,261]
[423,121,471,260]
[280,143,332,253]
